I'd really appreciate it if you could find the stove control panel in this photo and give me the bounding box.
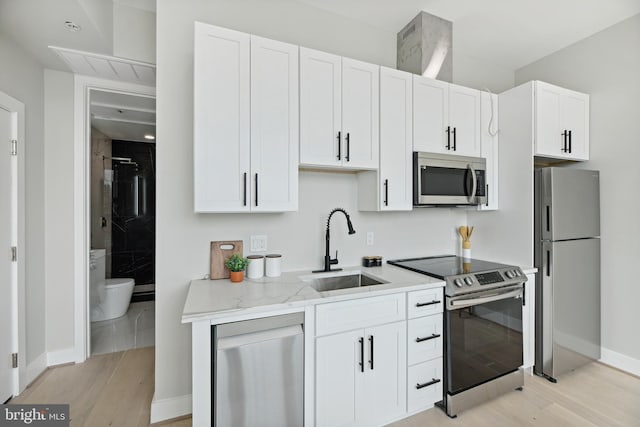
[446,267,525,295]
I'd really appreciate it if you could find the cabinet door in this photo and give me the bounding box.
[299,47,342,167]
[413,75,448,153]
[478,91,499,211]
[316,330,363,427]
[193,23,250,212]
[250,36,299,212]
[379,67,413,211]
[535,81,563,158]
[361,321,407,426]
[449,83,481,157]
[561,90,589,160]
[342,58,379,169]
[523,273,536,370]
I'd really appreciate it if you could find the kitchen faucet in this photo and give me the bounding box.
[313,208,356,273]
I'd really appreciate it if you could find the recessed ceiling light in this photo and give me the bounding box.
[64,21,81,32]
[144,134,155,140]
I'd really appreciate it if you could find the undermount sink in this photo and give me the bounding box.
[301,272,387,292]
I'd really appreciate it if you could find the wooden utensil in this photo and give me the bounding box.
[210,240,243,279]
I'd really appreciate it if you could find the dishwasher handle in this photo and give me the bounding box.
[217,325,303,351]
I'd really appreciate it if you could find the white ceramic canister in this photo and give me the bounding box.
[265,254,282,277]
[246,255,265,279]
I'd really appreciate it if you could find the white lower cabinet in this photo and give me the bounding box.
[316,321,406,427]
[406,288,444,415]
[523,273,536,370]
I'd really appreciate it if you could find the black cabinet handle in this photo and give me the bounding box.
[337,131,341,160]
[345,133,350,162]
[452,127,457,151]
[416,378,441,389]
[416,300,440,307]
[486,184,489,207]
[415,333,441,343]
[446,126,451,150]
[561,130,568,152]
[384,179,389,206]
[243,173,247,206]
[358,337,364,373]
[369,335,374,370]
[568,130,572,153]
[255,173,259,207]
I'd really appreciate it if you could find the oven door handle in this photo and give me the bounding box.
[447,286,523,310]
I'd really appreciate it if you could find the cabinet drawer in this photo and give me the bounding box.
[408,314,443,365]
[407,358,443,413]
[407,288,443,319]
[316,293,406,336]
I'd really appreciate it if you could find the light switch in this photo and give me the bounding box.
[250,235,268,252]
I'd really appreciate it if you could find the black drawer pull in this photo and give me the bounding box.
[416,378,441,389]
[415,333,441,343]
[415,300,440,307]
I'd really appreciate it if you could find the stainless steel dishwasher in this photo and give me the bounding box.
[214,312,304,427]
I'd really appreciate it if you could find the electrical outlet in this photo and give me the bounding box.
[250,235,268,252]
[366,232,374,246]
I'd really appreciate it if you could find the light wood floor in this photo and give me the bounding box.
[10,347,640,426]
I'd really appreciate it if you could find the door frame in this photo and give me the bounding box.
[0,90,26,395]
[73,76,155,362]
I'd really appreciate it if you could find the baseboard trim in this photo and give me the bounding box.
[47,348,77,367]
[600,347,640,377]
[150,393,192,423]
[25,353,47,388]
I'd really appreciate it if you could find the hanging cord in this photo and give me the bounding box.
[484,87,499,137]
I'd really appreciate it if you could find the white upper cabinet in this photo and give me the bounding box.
[535,81,589,161]
[413,76,480,157]
[250,35,299,212]
[194,23,250,213]
[193,23,298,212]
[478,91,499,211]
[358,67,412,211]
[300,47,379,170]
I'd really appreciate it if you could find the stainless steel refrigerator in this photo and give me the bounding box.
[534,167,601,382]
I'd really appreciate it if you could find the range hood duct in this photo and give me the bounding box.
[397,11,452,82]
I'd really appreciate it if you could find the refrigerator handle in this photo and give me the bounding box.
[546,205,550,233]
[546,249,551,277]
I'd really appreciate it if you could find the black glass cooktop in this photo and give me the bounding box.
[387,255,514,280]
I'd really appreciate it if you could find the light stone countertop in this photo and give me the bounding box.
[182,264,445,324]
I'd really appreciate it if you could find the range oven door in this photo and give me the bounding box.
[413,152,486,206]
[445,284,523,395]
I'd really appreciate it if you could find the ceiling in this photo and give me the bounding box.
[90,90,155,143]
[296,0,640,70]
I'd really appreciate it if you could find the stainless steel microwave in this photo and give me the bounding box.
[413,152,487,206]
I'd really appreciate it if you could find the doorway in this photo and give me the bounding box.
[88,89,156,356]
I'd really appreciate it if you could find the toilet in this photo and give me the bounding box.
[90,249,135,322]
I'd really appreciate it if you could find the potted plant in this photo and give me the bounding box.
[225,254,249,283]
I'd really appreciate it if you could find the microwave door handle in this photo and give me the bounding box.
[468,164,477,201]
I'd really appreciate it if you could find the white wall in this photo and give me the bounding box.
[0,35,46,368]
[43,69,76,354]
[515,13,640,363]
[154,0,482,406]
[454,54,515,93]
[113,2,156,63]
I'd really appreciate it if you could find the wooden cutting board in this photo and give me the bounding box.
[210,240,243,280]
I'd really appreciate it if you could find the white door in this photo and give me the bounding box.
[413,76,448,153]
[535,81,563,157]
[379,67,412,211]
[0,106,15,402]
[342,58,379,169]
[299,47,342,167]
[448,84,481,157]
[250,36,299,212]
[361,321,407,426]
[193,22,251,212]
[478,91,499,211]
[316,330,363,427]
[561,91,589,160]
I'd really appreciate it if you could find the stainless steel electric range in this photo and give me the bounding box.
[388,255,527,417]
